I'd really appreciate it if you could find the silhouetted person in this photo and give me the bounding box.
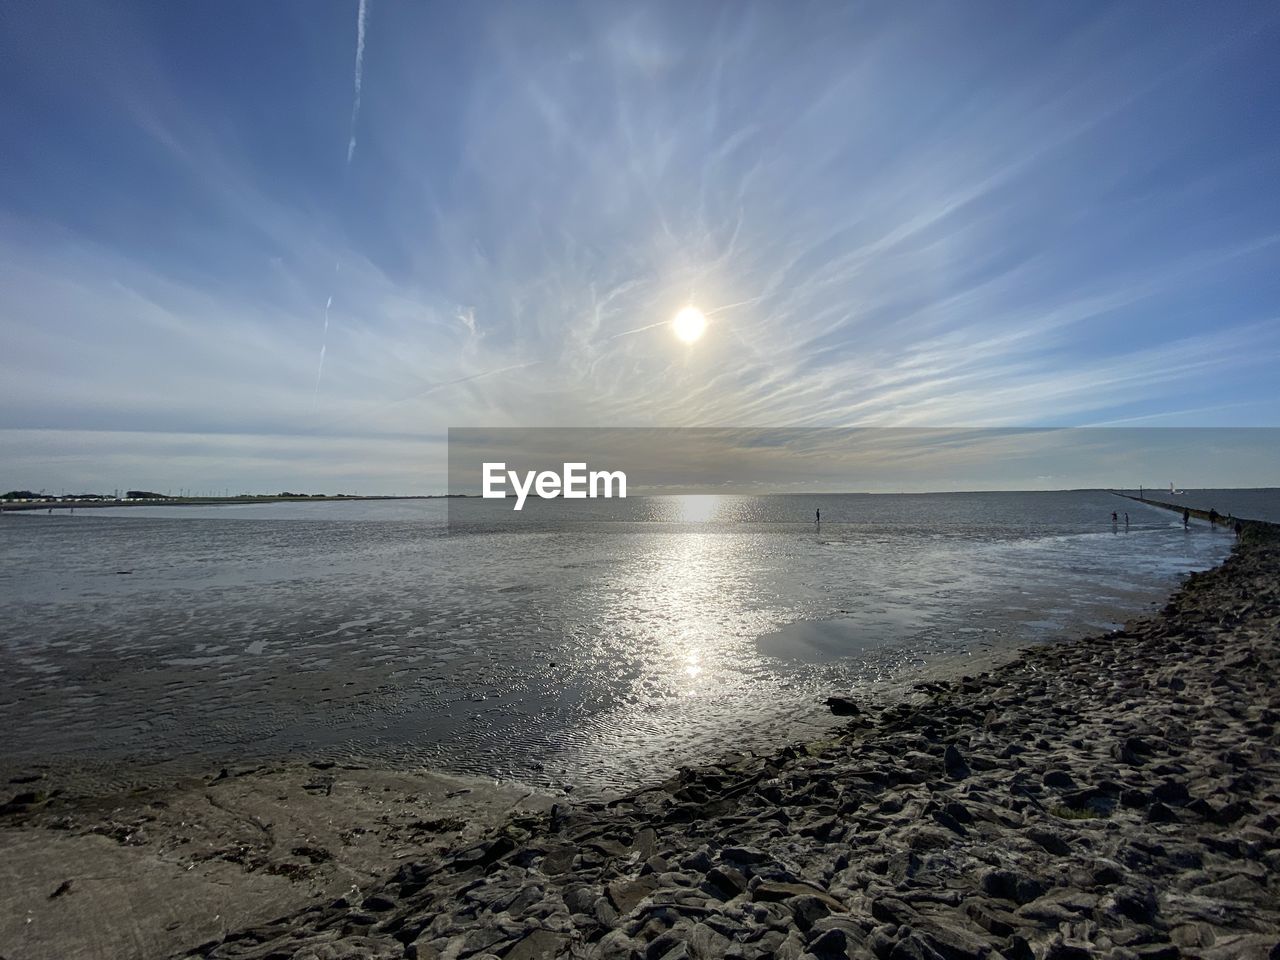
[1209,507,1219,526]
[1182,508,1190,529]
[1124,512,1129,528]
[815,508,820,524]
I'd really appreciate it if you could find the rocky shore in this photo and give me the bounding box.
[153,521,1279,960]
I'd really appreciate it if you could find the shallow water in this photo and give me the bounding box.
[0,491,1240,793]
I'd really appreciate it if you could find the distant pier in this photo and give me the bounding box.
[1114,492,1265,535]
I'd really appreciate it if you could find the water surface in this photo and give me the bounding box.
[0,491,1244,793]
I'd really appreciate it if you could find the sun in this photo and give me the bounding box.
[672,305,707,343]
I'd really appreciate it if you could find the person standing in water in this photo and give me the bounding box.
[1183,508,1190,529]
[815,507,820,525]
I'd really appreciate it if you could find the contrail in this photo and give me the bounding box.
[601,295,764,341]
[388,361,544,407]
[603,319,671,341]
[320,360,545,430]
[315,0,369,409]
[312,293,333,410]
[705,296,763,317]
[346,0,368,164]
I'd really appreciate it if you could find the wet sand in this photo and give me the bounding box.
[3,522,1275,959]
[0,765,551,960]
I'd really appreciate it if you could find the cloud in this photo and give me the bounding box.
[1,2,1278,491]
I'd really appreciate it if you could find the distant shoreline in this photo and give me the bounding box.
[0,494,472,512]
[5,487,1277,514]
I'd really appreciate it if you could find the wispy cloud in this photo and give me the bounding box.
[1,1,1278,491]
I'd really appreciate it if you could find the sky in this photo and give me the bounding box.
[2,1,1279,494]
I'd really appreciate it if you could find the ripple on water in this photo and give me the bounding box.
[0,494,1237,793]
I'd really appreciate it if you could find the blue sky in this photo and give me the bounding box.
[2,1,1279,493]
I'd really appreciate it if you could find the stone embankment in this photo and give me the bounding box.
[187,524,1280,960]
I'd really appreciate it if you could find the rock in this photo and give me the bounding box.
[608,877,661,915]
[594,896,620,927]
[1147,801,1177,823]
[681,850,713,872]
[1041,943,1091,960]
[1102,885,1157,924]
[505,929,568,960]
[1194,933,1280,960]
[722,845,770,867]
[688,923,731,958]
[917,921,994,960]
[565,885,598,915]
[871,897,919,927]
[1151,780,1190,806]
[1026,827,1071,856]
[632,827,658,859]
[808,927,850,959]
[754,882,843,911]
[930,808,967,836]
[979,869,1045,906]
[860,925,894,958]
[1113,737,1154,766]
[541,846,577,874]
[1196,874,1270,905]
[826,697,861,716]
[454,835,517,868]
[1043,770,1076,790]
[591,930,644,960]
[942,801,973,825]
[888,931,941,960]
[1121,788,1149,808]
[788,894,833,931]
[705,865,749,900]
[963,900,1020,937]
[1016,889,1098,925]
[944,745,971,780]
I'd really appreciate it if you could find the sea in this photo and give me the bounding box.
[0,489,1270,795]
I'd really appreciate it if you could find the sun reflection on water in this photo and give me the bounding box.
[617,524,746,701]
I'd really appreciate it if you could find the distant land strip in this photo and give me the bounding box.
[0,494,471,512]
